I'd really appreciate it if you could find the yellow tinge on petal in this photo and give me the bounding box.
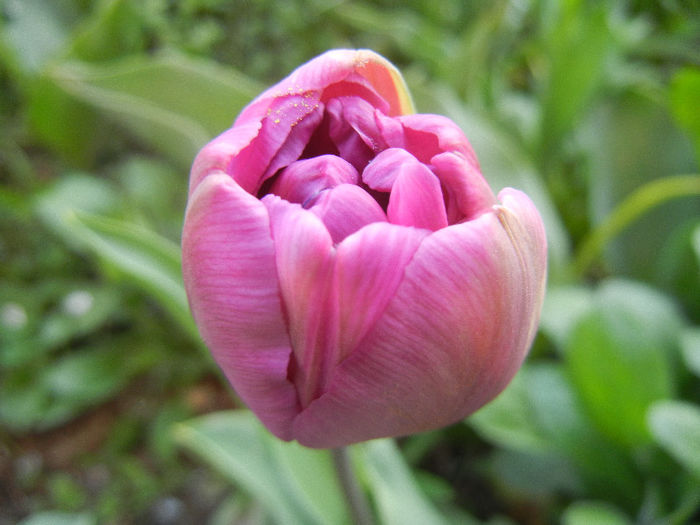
[352,49,415,116]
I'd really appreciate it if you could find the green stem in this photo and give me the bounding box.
[571,174,700,278]
[332,447,374,525]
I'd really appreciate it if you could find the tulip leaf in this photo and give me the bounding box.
[470,363,640,503]
[174,410,350,525]
[539,285,595,351]
[43,53,261,167]
[64,212,199,341]
[648,401,700,479]
[17,511,96,525]
[561,501,631,525]
[359,439,455,525]
[670,67,700,161]
[680,327,700,378]
[565,280,679,448]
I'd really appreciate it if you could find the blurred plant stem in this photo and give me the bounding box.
[332,447,374,525]
[572,174,700,278]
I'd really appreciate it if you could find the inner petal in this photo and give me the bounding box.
[309,184,387,243]
[387,161,448,231]
[262,195,337,408]
[270,155,358,206]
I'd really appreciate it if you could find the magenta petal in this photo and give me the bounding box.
[361,148,417,191]
[181,173,298,439]
[270,155,358,205]
[228,96,324,194]
[397,114,479,166]
[309,184,387,243]
[236,49,412,126]
[292,193,547,448]
[387,161,448,231]
[333,223,429,363]
[262,196,336,408]
[430,151,496,222]
[188,122,260,197]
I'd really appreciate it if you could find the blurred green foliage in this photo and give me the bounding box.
[1,0,699,524]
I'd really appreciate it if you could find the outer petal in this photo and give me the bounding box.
[182,173,298,439]
[188,122,260,196]
[262,196,336,408]
[237,49,413,125]
[292,190,547,448]
[333,223,429,364]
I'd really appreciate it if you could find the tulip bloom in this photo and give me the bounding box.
[182,50,547,448]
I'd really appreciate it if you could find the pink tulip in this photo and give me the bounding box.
[182,50,547,448]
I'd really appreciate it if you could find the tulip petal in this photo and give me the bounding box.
[229,95,324,194]
[238,49,413,125]
[292,192,546,448]
[333,223,429,364]
[181,173,298,439]
[430,151,496,223]
[270,155,358,205]
[396,114,479,166]
[309,184,387,243]
[387,160,448,231]
[262,196,336,408]
[362,148,416,191]
[188,122,261,196]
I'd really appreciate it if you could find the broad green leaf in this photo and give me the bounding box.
[648,401,700,479]
[581,90,697,282]
[471,363,640,503]
[539,285,594,350]
[681,327,700,378]
[174,410,349,525]
[468,367,550,454]
[1,0,75,72]
[0,336,158,431]
[538,3,616,159]
[17,512,96,525]
[65,212,198,341]
[562,501,630,525]
[44,53,261,167]
[34,172,121,246]
[360,439,455,525]
[67,0,147,62]
[565,280,679,448]
[671,68,700,161]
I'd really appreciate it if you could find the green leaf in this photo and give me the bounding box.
[680,327,700,378]
[648,401,700,479]
[470,363,640,503]
[174,410,349,525]
[468,367,550,454]
[538,4,616,159]
[670,67,700,162]
[65,212,198,341]
[67,0,147,62]
[360,439,455,525]
[539,285,594,350]
[17,511,96,525]
[581,90,697,282]
[562,501,630,525]
[44,53,261,167]
[2,0,75,73]
[34,172,121,246]
[565,280,680,448]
